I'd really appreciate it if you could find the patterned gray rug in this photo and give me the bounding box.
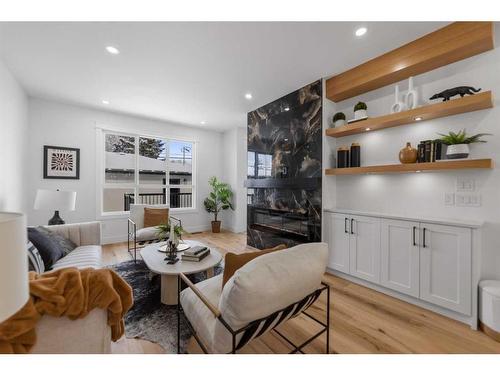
[111,260,223,353]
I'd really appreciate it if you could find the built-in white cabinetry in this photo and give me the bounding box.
[324,209,480,328]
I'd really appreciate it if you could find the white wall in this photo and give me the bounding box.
[325,29,500,279]
[221,126,247,233]
[0,58,28,213]
[26,98,224,243]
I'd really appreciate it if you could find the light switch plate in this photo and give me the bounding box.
[445,192,455,206]
[456,178,475,192]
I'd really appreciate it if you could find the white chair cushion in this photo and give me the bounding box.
[51,245,102,270]
[135,226,163,242]
[130,204,169,230]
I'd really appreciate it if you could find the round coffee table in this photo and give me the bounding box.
[140,240,222,305]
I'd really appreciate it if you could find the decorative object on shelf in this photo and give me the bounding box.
[390,85,406,113]
[430,86,482,102]
[399,142,418,164]
[353,101,368,120]
[33,189,76,225]
[43,145,80,179]
[438,129,491,159]
[203,176,234,233]
[405,76,418,109]
[337,146,350,168]
[350,143,361,167]
[332,112,346,127]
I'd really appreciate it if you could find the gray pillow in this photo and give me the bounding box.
[27,227,65,269]
[37,226,77,256]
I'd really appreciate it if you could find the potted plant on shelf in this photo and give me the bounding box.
[332,112,346,127]
[354,101,368,120]
[203,176,234,233]
[438,129,491,159]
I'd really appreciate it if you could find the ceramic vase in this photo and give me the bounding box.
[354,109,367,120]
[390,85,406,113]
[446,144,469,159]
[334,119,346,127]
[399,142,418,164]
[405,77,418,109]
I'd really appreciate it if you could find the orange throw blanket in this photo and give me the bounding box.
[0,267,133,354]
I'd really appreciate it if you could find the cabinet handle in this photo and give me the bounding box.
[422,227,427,248]
[351,219,355,234]
[344,218,348,234]
[412,226,417,246]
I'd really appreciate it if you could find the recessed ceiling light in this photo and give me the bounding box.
[244,93,253,100]
[365,127,371,131]
[284,107,290,111]
[105,46,120,55]
[416,170,421,173]
[200,121,206,125]
[102,100,110,105]
[355,27,367,37]
[414,116,423,121]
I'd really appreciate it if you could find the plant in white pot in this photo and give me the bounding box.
[332,112,346,127]
[438,129,491,159]
[203,176,234,233]
[353,101,368,120]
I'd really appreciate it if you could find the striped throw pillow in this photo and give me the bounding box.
[27,241,45,274]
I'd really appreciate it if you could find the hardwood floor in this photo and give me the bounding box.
[105,230,500,354]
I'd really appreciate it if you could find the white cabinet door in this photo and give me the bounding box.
[349,215,381,283]
[419,223,471,315]
[325,213,350,273]
[380,219,420,298]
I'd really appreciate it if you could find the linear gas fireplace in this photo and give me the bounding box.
[246,80,322,249]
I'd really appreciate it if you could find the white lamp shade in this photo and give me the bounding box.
[0,212,29,322]
[34,189,76,211]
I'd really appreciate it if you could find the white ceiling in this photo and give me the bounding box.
[0,22,447,131]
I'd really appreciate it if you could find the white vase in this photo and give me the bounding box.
[354,109,367,120]
[446,144,470,159]
[390,85,406,113]
[405,76,418,109]
[334,119,346,127]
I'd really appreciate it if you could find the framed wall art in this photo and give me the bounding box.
[43,145,80,179]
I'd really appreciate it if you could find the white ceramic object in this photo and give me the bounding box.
[334,119,346,127]
[446,144,470,159]
[390,85,406,113]
[405,76,418,109]
[354,109,367,120]
[479,280,500,336]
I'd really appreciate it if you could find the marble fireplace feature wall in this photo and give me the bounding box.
[246,80,322,249]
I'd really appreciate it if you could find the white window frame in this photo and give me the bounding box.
[96,127,197,218]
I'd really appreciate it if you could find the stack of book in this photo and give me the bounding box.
[181,246,210,262]
[417,139,444,163]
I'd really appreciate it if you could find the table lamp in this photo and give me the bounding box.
[0,212,29,323]
[34,189,76,225]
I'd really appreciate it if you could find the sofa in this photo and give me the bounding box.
[30,221,112,354]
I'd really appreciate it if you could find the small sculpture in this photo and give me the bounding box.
[390,85,406,113]
[429,86,481,102]
[405,77,418,109]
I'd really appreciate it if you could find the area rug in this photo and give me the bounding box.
[111,260,223,353]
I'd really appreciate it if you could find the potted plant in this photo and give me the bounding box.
[332,112,346,127]
[203,176,234,233]
[438,129,491,159]
[354,101,368,120]
[157,222,184,243]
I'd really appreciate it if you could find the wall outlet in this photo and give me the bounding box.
[456,178,475,192]
[456,193,481,207]
[444,192,455,206]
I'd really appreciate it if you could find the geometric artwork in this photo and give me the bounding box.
[43,145,80,179]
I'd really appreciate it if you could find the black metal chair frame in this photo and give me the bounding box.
[176,275,330,354]
[127,215,181,263]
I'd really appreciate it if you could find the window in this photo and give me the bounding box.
[100,131,195,214]
[247,151,272,178]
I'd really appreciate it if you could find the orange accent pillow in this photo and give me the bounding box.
[222,244,287,287]
[143,207,169,228]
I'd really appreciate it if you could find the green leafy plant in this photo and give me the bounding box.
[156,223,184,240]
[354,101,367,111]
[438,129,491,145]
[333,112,346,122]
[203,176,234,222]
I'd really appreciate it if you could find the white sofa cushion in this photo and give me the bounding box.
[51,245,102,270]
[136,226,163,242]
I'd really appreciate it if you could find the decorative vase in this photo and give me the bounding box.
[354,109,367,120]
[405,76,418,109]
[390,85,406,113]
[399,142,418,164]
[446,144,470,159]
[334,119,346,127]
[211,220,221,233]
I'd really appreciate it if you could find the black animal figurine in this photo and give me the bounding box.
[429,86,481,102]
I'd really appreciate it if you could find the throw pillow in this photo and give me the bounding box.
[222,244,287,287]
[37,226,77,256]
[27,241,45,274]
[27,227,66,269]
[143,207,169,228]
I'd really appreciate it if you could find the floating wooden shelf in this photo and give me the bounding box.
[325,91,493,138]
[325,159,494,175]
[326,22,494,102]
